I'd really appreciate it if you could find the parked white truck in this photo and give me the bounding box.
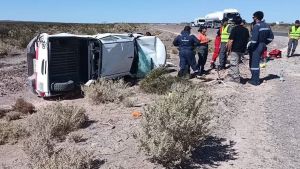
[191,17,206,27]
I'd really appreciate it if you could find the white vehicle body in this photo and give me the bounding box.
[205,9,240,23]
[192,17,206,27]
[27,33,166,97]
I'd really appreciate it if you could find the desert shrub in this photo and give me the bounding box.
[112,23,137,33]
[0,122,29,145]
[140,68,185,95]
[12,98,36,114]
[170,48,179,55]
[67,133,85,143]
[139,83,214,167]
[28,103,88,140]
[5,111,22,121]
[0,41,15,57]
[0,107,11,118]
[123,97,137,108]
[82,79,129,104]
[24,135,94,169]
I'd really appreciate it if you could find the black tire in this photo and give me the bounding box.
[51,80,75,92]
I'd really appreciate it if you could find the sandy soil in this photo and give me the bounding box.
[0,24,299,169]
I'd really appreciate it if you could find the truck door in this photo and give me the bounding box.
[100,36,135,78]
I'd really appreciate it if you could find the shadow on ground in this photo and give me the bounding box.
[182,136,238,169]
[240,74,280,84]
[261,74,280,81]
[290,54,300,57]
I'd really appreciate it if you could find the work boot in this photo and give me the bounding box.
[218,65,226,70]
[248,80,260,86]
[210,62,216,69]
[291,50,295,57]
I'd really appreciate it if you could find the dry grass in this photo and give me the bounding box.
[0,107,11,118]
[23,135,94,169]
[28,103,88,140]
[0,122,29,145]
[170,48,179,55]
[123,97,137,108]
[67,133,85,143]
[140,68,185,95]
[4,111,22,121]
[82,79,130,105]
[23,103,97,168]
[139,83,214,168]
[12,98,36,114]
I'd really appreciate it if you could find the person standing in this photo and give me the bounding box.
[210,27,222,69]
[173,26,200,77]
[197,26,210,75]
[219,18,233,69]
[227,16,250,83]
[248,11,274,86]
[287,20,300,57]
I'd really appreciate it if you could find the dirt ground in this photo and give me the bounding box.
[0,24,299,169]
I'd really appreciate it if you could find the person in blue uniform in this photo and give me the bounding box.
[248,11,274,86]
[173,26,200,77]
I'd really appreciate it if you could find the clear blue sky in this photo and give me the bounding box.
[0,0,295,23]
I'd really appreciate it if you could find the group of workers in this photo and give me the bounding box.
[173,11,299,86]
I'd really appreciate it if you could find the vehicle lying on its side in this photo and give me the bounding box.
[26,33,166,97]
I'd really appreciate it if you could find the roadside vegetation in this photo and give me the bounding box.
[139,82,214,168]
[0,22,140,57]
[23,103,97,169]
[140,68,187,95]
[0,99,99,168]
[82,78,131,105]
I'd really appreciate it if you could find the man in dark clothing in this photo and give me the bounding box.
[173,26,200,77]
[248,11,274,86]
[227,16,250,83]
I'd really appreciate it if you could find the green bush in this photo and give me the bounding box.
[140,68,185,95]
[139,83,214,168]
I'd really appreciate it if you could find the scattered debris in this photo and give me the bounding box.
[131,111,142,118]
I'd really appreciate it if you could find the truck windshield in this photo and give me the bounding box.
[225,13,240,19]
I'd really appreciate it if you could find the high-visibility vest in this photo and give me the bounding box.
[290,26,300,39]
[221,25,230,42]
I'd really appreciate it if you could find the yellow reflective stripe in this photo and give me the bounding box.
[290,26,300,39]
[221,25,230,42]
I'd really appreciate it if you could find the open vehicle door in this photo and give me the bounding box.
[135,36,167,77]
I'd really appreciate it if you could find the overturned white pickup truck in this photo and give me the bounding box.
[27,33,166,97]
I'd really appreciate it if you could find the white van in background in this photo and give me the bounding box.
[26,33,166,97]
[191,17,206,27]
